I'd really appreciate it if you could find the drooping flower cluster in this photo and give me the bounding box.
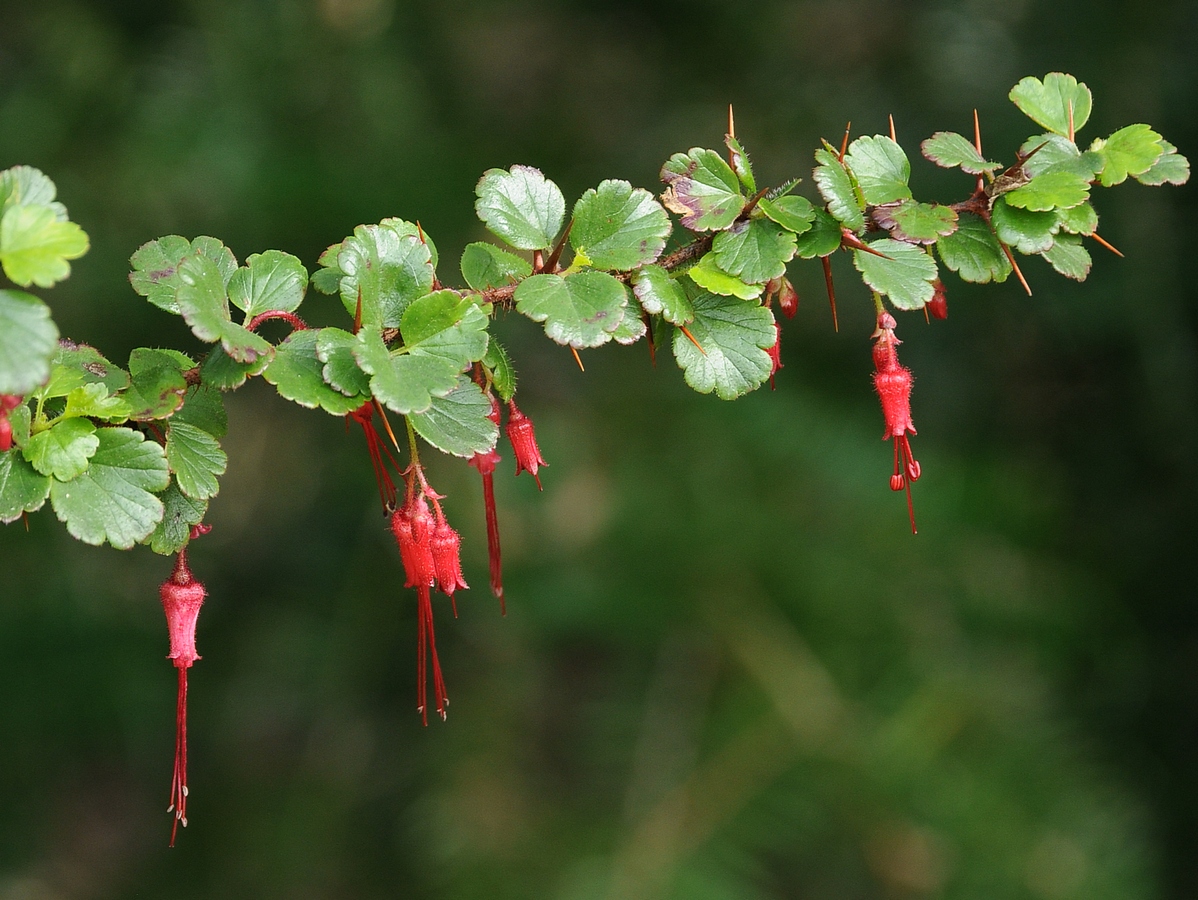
[872,312,921,533]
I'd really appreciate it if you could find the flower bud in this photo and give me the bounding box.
[927,279,947,320]
[506,401,547,489]
[778,278,799,319]
[431,519,468,597]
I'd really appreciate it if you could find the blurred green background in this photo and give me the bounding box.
[2,0,1196,897]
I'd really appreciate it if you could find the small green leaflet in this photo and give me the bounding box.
[920,132,1001,174]
[315,327,373,398]
[793,207,843,259]
[757,195,815,235]
[611,308,647,345]
[571,179,671,271]
[173,385,228,438]
[228,250,308,318]
[631,265,693,325]
[1041,233,1091,281]
[687,254,763,300]
[25,418,99,481]
[514,270,629,348]
[475,165,566,251]
[129,235,237,315]
[935,213,1011,284]
[7,403,30,449]
[1135,140,1190,186]
[0,203,89,288]
[871,200,958,244]
[49,426,170,549]
[410,378,499,458]
[49,343,129,396]
[712,218,796,284]
[1090,124,1165,187]
[354,292,489,415]
[336,223,434,329]
[0,290,59,396]
[311,241,344,295]
[671,289,775,400]
[147,479,208,555]
[853,239,938,310]
[263,329,367,416]
[1009,73,1092,137]
[844,135,911,205]
[200,344,270,391]
[813,147,864,233]
[460,242,532,291]
[1018,134,1102,180]
[176,253,273,364]
[660,148,745,232]
[165,421,227,500]
[991,199,1060,254]
[0,166,66,217]
[0,450,51,523]
[122,348,188,421]
[63,383,131,422]
[1055,202,1098,236]
[1002,170,1091,212]
[482,339,516,402]
[725,134,756,193]
[381,217,439,268]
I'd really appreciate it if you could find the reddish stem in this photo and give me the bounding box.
[246,310,308,333]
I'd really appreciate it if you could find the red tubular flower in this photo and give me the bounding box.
[160,546,206,846]
[872,312,921,534]
[347,402,398,512]
[506,400,547,489]
[469,446,505,611]
[390,497,448,723]
[927,279,947,320]
[431,517,468,615]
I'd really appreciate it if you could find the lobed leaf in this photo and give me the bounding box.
[1090,124,1164,187]
[147,479,208,555]
[712,218,796,284]
[1055,201,1098,236]
[813,147,864,233]
[410,377,499,458]
[475,165,566,250]
[0,449,51,523]
[315,327,374,398]
[872,200,958,244]
[129,235,236,315]
[0,290,59,396]
[176,253,273,363]
[0,166,66,217]
[460,242,531,291]
[844,135,911,205]
[228,249,308,318]
[671,288,775,400]
[853,239,939,310]
[173,385,227,438]
[336,223,435,330]
[263,329,367,416]
[0,204,89,288]
[1002,170,1091,212]
[793,207,843,259]
[920,132,1001,174]
[121,348,188,421]
[632,264,693,325]
[25,418,99,481]
[1040,233,1091,281]
[660,148,744,232]
[991,198,1060,254]
[49,426,170,549]
[165,421,227,500]
[1135,140,1190,186]
[687,254,763,300]
[47,343,129,396]
[935,213,1011,284]
[1009,73,1092,137]
[514,270,629,348]
[1018,134,1102,180]
[200,344,270,391]
[63,383,131,422]
[757,195,815,235]
[571,179,671,271]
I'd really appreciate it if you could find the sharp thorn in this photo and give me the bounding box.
[1090,231,1124,257]
[821,256,839,332]
[839,121,852,161]
[570,346,585,371]
[973,109,982,155]
[679,325,706,355]
[888,114,896,143]
[728,104,736,140]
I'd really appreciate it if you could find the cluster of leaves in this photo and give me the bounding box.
[0,73,1188,557]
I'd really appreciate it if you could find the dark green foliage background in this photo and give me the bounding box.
[2,1,1196,897]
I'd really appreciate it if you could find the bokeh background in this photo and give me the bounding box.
[2,0,1197,897]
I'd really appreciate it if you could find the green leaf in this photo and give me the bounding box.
[129,235,237,315]
[1002,170,1091,212]
[336,223,435,330]
[176,253,273,364]
[121,348,188,421]
[49,426,169,549]
[0,290,59,396]
[0,449,51,523]
[686,254,763,301]
[200,345,269,391]
[25,418,99,481]
[813,147,865,233]
[844,135,911,205]
[1009,73,1092,136]
[381,217,439,268]
[7,402,30,449]
[571,179,671,271]
[482,339,516,402]
[725,134,756,193]
[514,270,629,348]
[1135,140,1190,186]
[793,207,843,259]
[173,386,227,438]
[1040,233,1091,281]
[49,343,129,395]
[660,148,744,232]
[853,239,938,310]
[1018,134,1102,179]
[991,198,1060,254]
[315,327,373,398]
[63,383,131,422]
[611,307,647,345]
[671,289,775,400]
[354,293,489,415]
[410,378,499,458]
[935,213,1011,284]
[712,218,796,284]
[0,204,89,288]
[631,264,693,325]
[920,132,1002,174]
[1091,124,1165,187]
[0,166,66,217]
[460,242,532,291]
[147,479,208,555]
[165,421,227,500]
[263,329,367,416]
[1055,201,1098,236]
[228,249,308,318]
[872,200,958,244]
[311,241,344,295]
[474,165,566,251]
[757,195,815,235]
